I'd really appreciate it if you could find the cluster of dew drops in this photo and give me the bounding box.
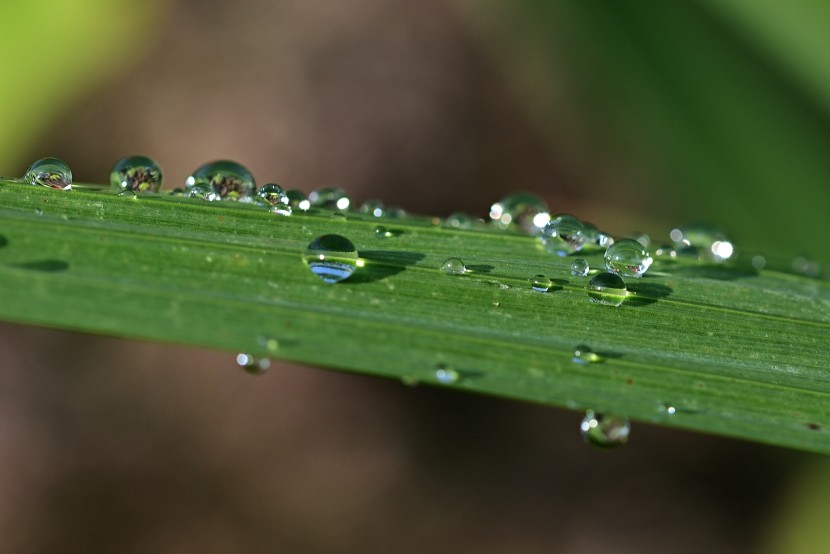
[15,155,821,450]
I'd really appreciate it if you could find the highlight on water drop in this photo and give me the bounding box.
[359,199,385,218]
[24,157,72,190]
[435,364,460,384]
[236,353,271,375]
[110,155,163,193]
[440,257,467,275]
[586,272,627,307]
[286,190,311,211]
[670,223,735,263]
[185,160,255,202]
[580,410,630,449]
[540,214,586,256]
[303,234,361,283]
[488,192,550,234]
[572,344,602,365]
[604,238,653,278]
[309,187,350,211]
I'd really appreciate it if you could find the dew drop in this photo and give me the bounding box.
[530,274,553,292]
[751,255,766,270]
[186,160,255,202]
[435,364,460,384]
[286,190,310,211]
[443,212,474,229]
[670,223,735,262]
[257,336,280,353]
[658,403,677,416]
[489,192,550,234]
[572,344,602,365]
[571,258,590,277]
[186,183,218,201]
[303,234,360,283]
[586,272,627,307]
[582,222,615,248]
[236,353,271,375]
[309,187,350,210]
[580,410,630,449]
[24,157,72,190]
[109,155,163,193]
[440,257,466,275]
[792,256,821,277]
[604,238,653,278]
[540,214,586,256]
[359,199,385,217]
[256,183,289,207]
[271,203,292,216]
[374,225,393,239]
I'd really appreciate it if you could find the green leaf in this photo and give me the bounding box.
[1,180,828,454]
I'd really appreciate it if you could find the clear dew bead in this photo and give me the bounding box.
[435,364,460,384]
[670,223,735,263]
[489,192,550,234]
[109,155,163,193]
[581,222,614,248]
[586,272,627,307]
[374,225,393,239]
[580,410,630,449]
[530,274,553,292]
[604,238,653,278]
[571,258,589,277]
[186,160,255,202]
[236,353,271,375]
[285,190,310,211]
[540,214,586,256]
[256,183,289,206]
[303,234,360,283]
[572,344,602,365]
[309,187,350,211]
[24,157,72,190]
[359,199,385,217]
[186,183,218,201]
[440,257,467,275]
[443,212,474,229]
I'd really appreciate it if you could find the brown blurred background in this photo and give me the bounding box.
[1,0,829,552]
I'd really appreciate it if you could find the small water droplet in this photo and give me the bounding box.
[236,353,271,375]
[24,157,72,190]
[580,410,630,449]
[374,225,393,239]
[309,187,350,210]
[286,190,310,211]
[571,258,589,277]
[110,155,162,193]
[658,403,677,416]
[792,256,821,277]
[257,336,280,352]
[586,272,627,307]
[670,223,735,262]
[751,255,766,270]
[435,364,460,384]
[572,344,602,364]
[303,234,360,283]
[540,214,586,256]
[489,192,550,234]
[530,274,553,292]
[440,257,466,275]
[443,212,474,229]
[604,239,653,278]
[256,183,289,207]
[359,199,385,217]
[654,244,677,258]
[186,183,218,201]
[186,160,255,202]
[271,203,292,216]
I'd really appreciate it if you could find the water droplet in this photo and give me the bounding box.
[257,336,280,352]
[751,255,766,270]
[109,155,163,193]
[186,160,255,202]
[580,410,630,449]
[572,344,602,364]
[540,214,586,256]
[435,364,460,384]
[440,257,466,275]
[586,272,627,307]
[571,258,590,277]
[792,256,821,277]
[24,157,72,190]
[271,203,292,216]
[658,403,677,416]
[670,223,735,262]
[236,353,271,375]
[374,225,393,239]
[530,274,553,292]
[582,222,615,248]
[186,183,218,201]
[654,244,677,258]
[489,192,550,234]
[359,199,385,217]
[443,212,474,229]
[256,183,289,207]
[286,190,310,211]
[303,234,360,283]
[604,239,653,278]
[308,187,350,210]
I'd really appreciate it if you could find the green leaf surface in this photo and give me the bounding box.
[1,181,828,454]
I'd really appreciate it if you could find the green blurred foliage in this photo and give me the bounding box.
[0,0,166,174]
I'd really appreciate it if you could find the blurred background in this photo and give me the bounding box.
[1,0,829,552]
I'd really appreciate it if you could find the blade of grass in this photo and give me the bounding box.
[0,180,828,453]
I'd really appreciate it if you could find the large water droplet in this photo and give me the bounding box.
[435,364,460,384]
[110,155,163,193]
[571,258,589,277]
[309,187,350,210]
[580,410,630,449]
[586,272,627,307]
[540,214,586,256]
[670,223,735,262]
[604,239,653,278]
[530,274,553,292]
[572,344,602,365]
[440,257,466,275]
[489,192,550,234]
[303,234,360,283]
[236,353,271,375]
[24,157,72,190]
[186,160,255,202]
